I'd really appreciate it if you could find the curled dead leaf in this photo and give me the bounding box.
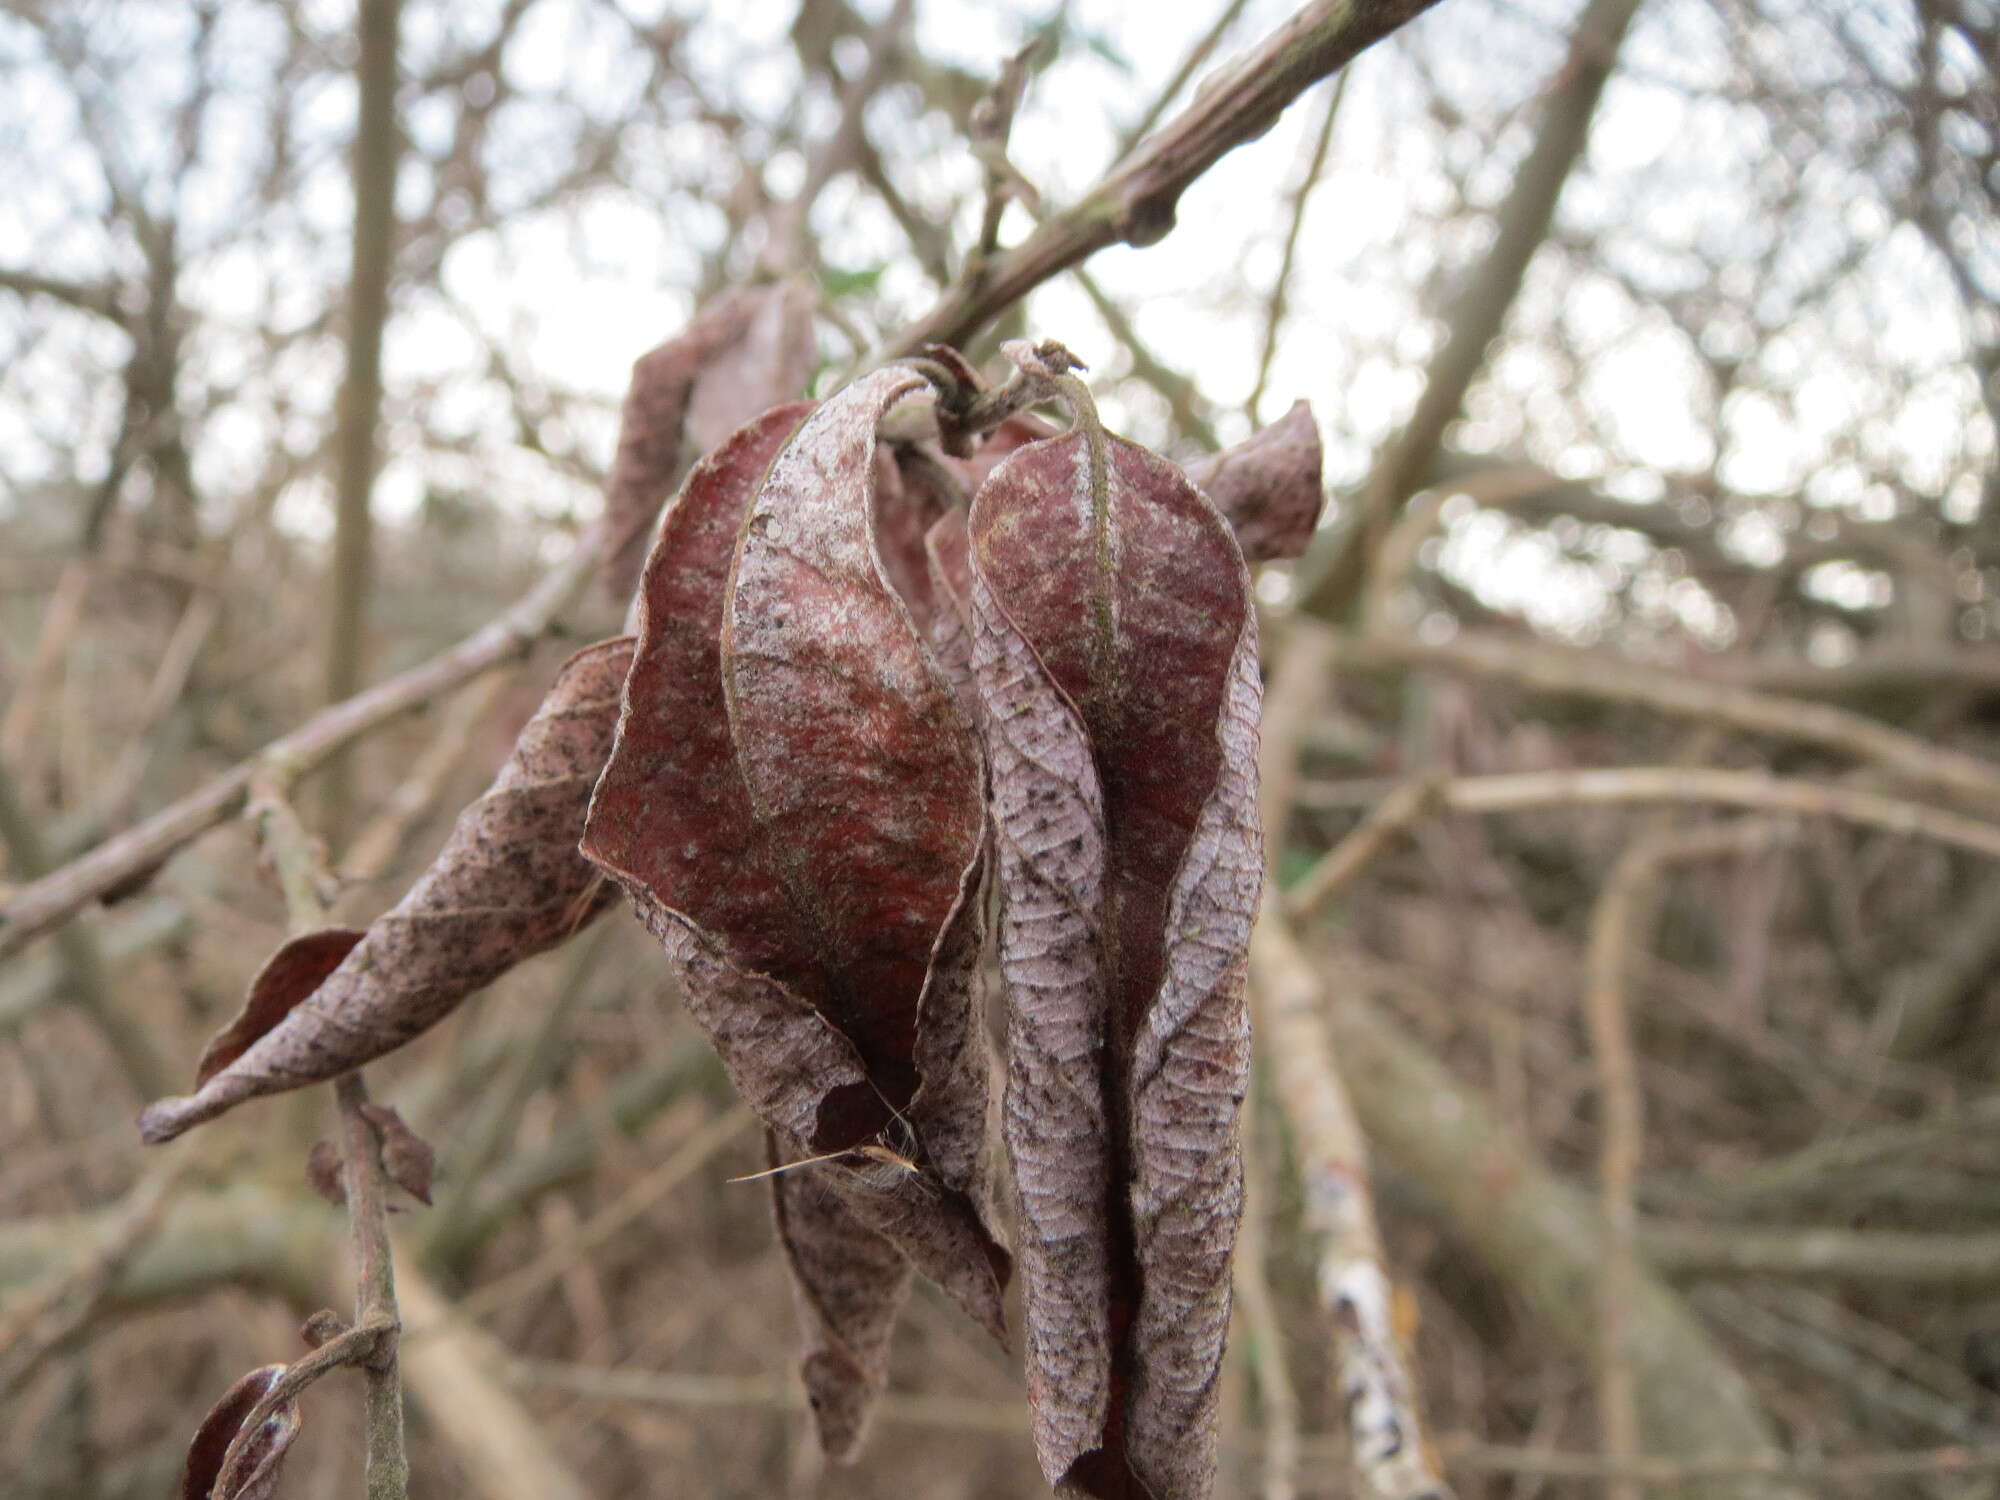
[583,375,1010,1455]
[603,280,818,602]
[180,1364,301,1500]
[137,636,634,1144]
[968,348,1260,1500]
[1182,400,1323,564]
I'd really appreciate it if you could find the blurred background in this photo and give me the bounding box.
[1,0,1998,1495]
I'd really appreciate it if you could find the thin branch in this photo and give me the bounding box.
[1247,74,1347,424]
[249,771,409,1499]
[1584,822,1791,1500]
[0,519,607,961]
[765,0,915,275]
[1441,1440,2000,1485]
[1321,628,2000,813]
[1232,1084,1301,1500]
[1254,626,1448,1500]
[1288,765,2000,920]
[876,0,1443,360]
[1296,0,1646,617]
[445,1107,751,1328]
[0,758,172,1098]
[1110,0,1255,160]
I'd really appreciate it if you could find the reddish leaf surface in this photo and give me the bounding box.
[193,928,363,1088]
[583,378,1010,1451]
[138,636,634,1144]
[1182,400,1323,563]
[181,1364,301,1500]
[969,408,1262,1500]
[602,280,818,602]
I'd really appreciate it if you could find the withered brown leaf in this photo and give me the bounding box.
[180,1364,301,1500]
[138,636,634,1144]
[602,279,818,602]
[583,374,1009,1452]
[969,370,1261,1500]
[767,1135,912,1462]
[1181,400,1323,563]
[358,1100,437,1206]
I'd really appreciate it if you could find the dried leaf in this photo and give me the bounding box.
[768,1135,912,1462]
[969,374,1261,1500]
[304,1140,345,1207]
[1181,400,1323,563]
[603,281,818,602]
[685,277,818,456]
[358,1100,436,1205]
[922,505,977,724]
[181,1364,301,1500]
[138,637,634,1144]
[194,928,364,1088]
[583,377,1009,1450]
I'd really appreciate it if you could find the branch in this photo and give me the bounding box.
[876,0,1443,359]
[1322,628,2000,813]
[1320,987,1801,1497]
[1296,0,1645,616]
[0,759,172,1098]
[1641,1222,2000,1287]
[1255,627,1449,1500]
[0,520,606,961]
[1584,823,1793,1500]
[1288,764,2000,920]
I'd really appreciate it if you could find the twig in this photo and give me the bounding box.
[249,771,410,1499]
[765,0,915,276]
[339,668,510,886]
[1321,629,2000,813]
[0,758,172,1098]
[0,556,90,767]
[1321,989,1800,1496]
[210,1314,399,1498]
[444,1107,752,1328]
[0,517,607,960]
[1641,1221,2000,1286]
[1254,626,1448,1500]
[1247,74,1346,424]
[505,1357,1027,1434]
[1584,822,1791,1500]
[1251,901,1451,1500]
[1071,266,1221,450]
[1440,1439,2000,1485]
[1287,765,2000,920]
[876,0,1443,360]
[1295,0,1645,617]
[335,1072,412,1500]
[0,1152,197,1399]
[1109,0,1255,160]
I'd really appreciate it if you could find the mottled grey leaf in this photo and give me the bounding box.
[138,637,634,1144]
[969,387,1261,1500]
